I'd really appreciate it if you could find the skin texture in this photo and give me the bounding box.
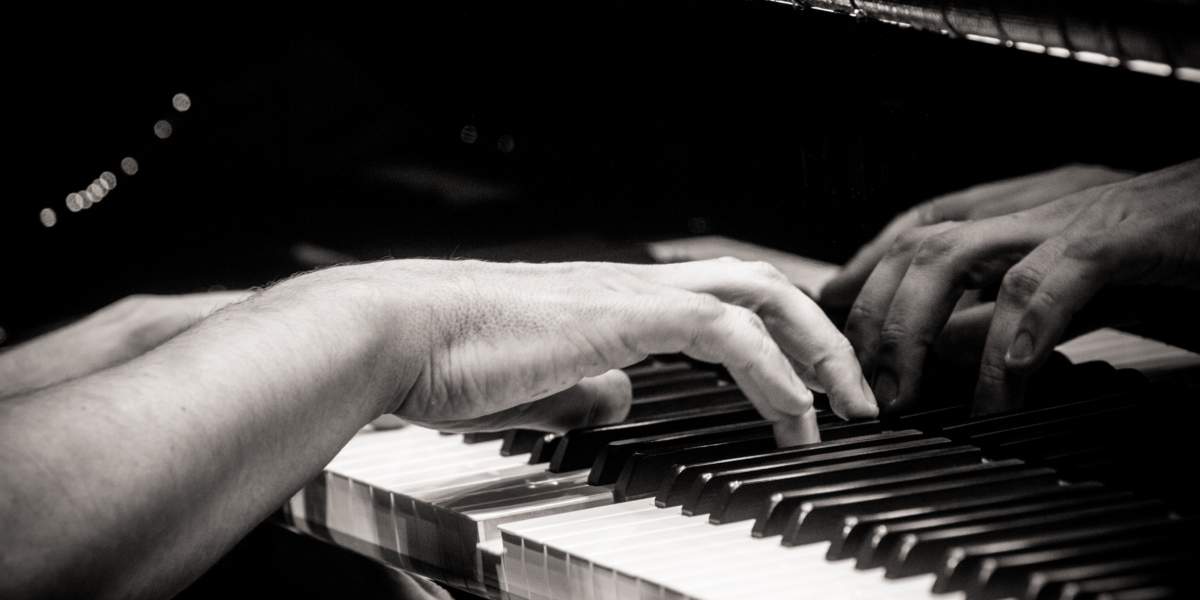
[0,258,872,598]
[821,164,1136,309]
[0,292,250,398]
[835,158,1200,417]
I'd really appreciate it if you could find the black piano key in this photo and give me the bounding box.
[613,432,777,502]
[816,418,884,438]
[987,547,1188,600]
[988,422,1134,461]
[882,403,971,433]
[622,355,688,379]
[1019,553,1196,600]
[751,459,1041,540]
[624,386,749,421]
[630,369,719,394]
[1052,571,1188,600]
[708,446,984,524]
[611,415,878,502]
[527,433,561,464]
[963,403,1163,451]
[501,429,548,456]
[818,482,1105,557]
[461,430,508,444]
[855,489,1136,570]
[589,420,772,486]
[932,515,1181,593]
[549,405,762,473]
[941,386,1172,441]
[683,436,957,517]
[879,499,1168,579]
[654,430,927,508]
[961,521,1196,600]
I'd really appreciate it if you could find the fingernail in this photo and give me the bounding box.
[1007,330,1034,364]
[873,370,898,409]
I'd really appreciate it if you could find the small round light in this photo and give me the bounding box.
[497,134,515,153]
[100,171,118,189]
[81,190,95,209]
[89,181,107,200]
[172,93,192,112]
[461,125,478,144]
[66,193,84,212]
[121,157,139,175]
[40,208,57,227]
[154,120,173,139]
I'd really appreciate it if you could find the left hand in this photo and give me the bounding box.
[844,158,1200,416]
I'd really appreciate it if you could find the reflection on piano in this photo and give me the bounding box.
[279,238,1200,600]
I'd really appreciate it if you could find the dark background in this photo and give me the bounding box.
[6,1,1199,343]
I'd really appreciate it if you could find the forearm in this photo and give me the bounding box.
[0,292,251,399]
[0,281,399,598]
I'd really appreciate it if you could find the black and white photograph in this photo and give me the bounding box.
[3,2,1199,598]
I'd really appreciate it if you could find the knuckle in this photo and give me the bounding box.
[976,359,1008,387]
[876,321,913,349]
[845,301,879,333]
[909,232,959,268]
[1000,266,1044,305]
[891,229,926,256]
[684,292,725,321]
[742,260,789,284]
[915,201,941,225]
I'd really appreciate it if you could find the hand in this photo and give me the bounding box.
[820,164,1135,308]
[0,291,250,397]
[278,258,876,445]
[844,158,1200,416]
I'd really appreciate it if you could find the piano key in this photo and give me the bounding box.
[589,420,773,486]
[879,499,1170,578]
[655,429,928,508]
[501,429,549,456]
[549,405,762,472]
[1054,571,1188,600]
[630,368,719,393]
[852,489,1137,570]
[1019,553,1197,600]
[940,387,1168,441]
[819,481,1105,558]
[708,446,986,524]
[883,403,972,433]
[625,385,749,421]
[961,527,1194,600]
[754,460,1041,538]
[613,430,776,502]
[461,430,509,444]
[527,432,562,464]
[683,436,957,517]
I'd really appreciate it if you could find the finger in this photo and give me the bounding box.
[618,260,876,421]
[869,214,1058,415]
[676,300,818,446]
[408,370,632,434]
[843,222,961,378]
[821,208,924,308]
[821,165,1132,308]
[935,302,994,366]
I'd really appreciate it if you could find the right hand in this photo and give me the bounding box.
[820,164,1135,308]
[272,258,877,446]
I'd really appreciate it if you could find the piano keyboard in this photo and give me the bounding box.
[281,331,1198,600]
[280,240,1199,599]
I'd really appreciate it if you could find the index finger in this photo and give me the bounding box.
[615,259,878,421]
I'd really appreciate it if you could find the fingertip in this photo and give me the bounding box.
[773,411,821,447]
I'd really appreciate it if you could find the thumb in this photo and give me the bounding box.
[407,369,632,434]
[513,369,633,433]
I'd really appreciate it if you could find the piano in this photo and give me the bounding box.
[8,2,1199,600]
[266,234,1199,600]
